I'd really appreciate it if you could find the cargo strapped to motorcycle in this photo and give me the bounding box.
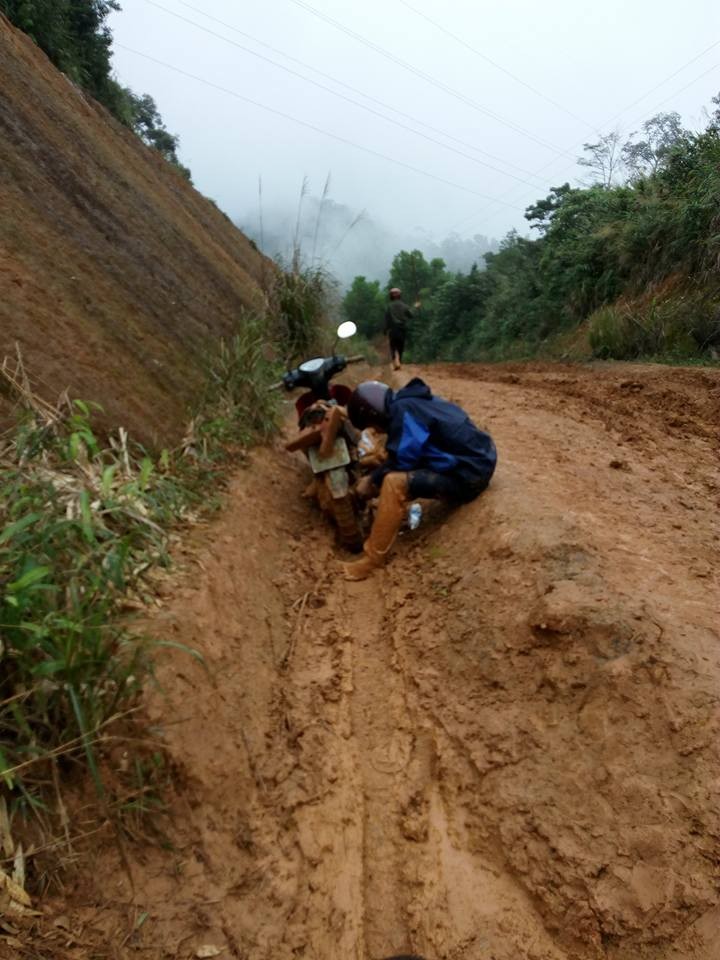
[307,437,351,475]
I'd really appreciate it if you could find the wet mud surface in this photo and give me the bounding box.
[22,362,720,960]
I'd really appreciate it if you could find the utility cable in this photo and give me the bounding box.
[623,57,720,132]
[115,44,522,209]
[285,0,575,158]
[448,46,720,233]
[142,0,547,190]
[603,37,720,129]
[169,0,548,184]
[160,1,720,237]
[397,0,598,132]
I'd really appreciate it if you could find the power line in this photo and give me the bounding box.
[143,0,547,190]
[114,44,522,209]
[285,0,575,158]
[170,0,548,184]
[397,0,598,132]
[623,57,720,131]
[603,37,720,129]
[448,44,720,233]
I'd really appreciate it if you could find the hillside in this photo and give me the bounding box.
[0,13,271,446]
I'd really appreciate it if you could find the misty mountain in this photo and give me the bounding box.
[237,193,499,288]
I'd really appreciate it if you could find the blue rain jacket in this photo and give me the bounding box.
[371,378,497,487]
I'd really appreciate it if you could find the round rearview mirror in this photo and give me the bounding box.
[336,321,357,340]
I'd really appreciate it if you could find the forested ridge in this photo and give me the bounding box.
[0,0,191,178]
[344,101,720,363]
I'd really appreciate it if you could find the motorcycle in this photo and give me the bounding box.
[270,322,367,551]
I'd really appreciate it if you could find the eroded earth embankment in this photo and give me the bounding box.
[0,14,270,446]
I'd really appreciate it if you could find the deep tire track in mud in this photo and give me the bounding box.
[33,363,720,960]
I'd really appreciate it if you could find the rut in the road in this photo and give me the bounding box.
[246,519,570,960]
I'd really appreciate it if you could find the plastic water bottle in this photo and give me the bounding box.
[408,502,423,530]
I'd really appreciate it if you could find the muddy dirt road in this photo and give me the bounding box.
[43,363,719,960]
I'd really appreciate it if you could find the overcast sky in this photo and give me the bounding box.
[110,0,720,246]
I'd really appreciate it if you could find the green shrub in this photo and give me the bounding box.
[271,264,333,363]
[189,311,280,455]
[1,404,174,801]
[589,304,638,358]
[0,320,279,810]
[589,293,719,359]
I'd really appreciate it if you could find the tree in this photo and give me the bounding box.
[622,112,688,179]
[525,183,573,233]
[709,92,720,130]
[578,131,623,187]
[388,249,447,305]
[418,265,494,359]
[342,276,385,339]
[1,0,191,178]
[125,92,192,180]
[1,0,73,71]
[0,0,120,100]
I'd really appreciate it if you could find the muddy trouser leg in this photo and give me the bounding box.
[342,472,409,580]
[365,472,409,560]
[408,469,489,504]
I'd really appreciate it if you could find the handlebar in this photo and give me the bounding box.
[268,353,365,392]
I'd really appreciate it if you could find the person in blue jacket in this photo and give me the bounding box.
[343,378,497,580]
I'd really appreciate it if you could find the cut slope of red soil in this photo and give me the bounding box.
[0,14,271,446]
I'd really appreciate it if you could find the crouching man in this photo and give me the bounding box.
[343,378,497,581]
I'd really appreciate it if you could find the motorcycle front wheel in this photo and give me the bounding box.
[326,486,364,553]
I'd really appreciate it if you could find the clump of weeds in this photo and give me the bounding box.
[0,319,280,895]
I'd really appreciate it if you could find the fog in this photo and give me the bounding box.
[239,188,498,286]
[109,0,720,281]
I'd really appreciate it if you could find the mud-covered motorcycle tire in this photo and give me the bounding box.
[330,492,364,553]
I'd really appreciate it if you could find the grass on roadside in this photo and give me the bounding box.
[270,262,334,365]
[0,311,279,841]
[588,289,720,361]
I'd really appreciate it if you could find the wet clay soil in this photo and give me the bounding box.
[25,363,720,960]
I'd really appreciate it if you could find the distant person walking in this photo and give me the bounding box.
[384,287,413,371]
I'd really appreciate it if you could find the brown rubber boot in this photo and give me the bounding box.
[392,351,401,371]
[343,473,409,581]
